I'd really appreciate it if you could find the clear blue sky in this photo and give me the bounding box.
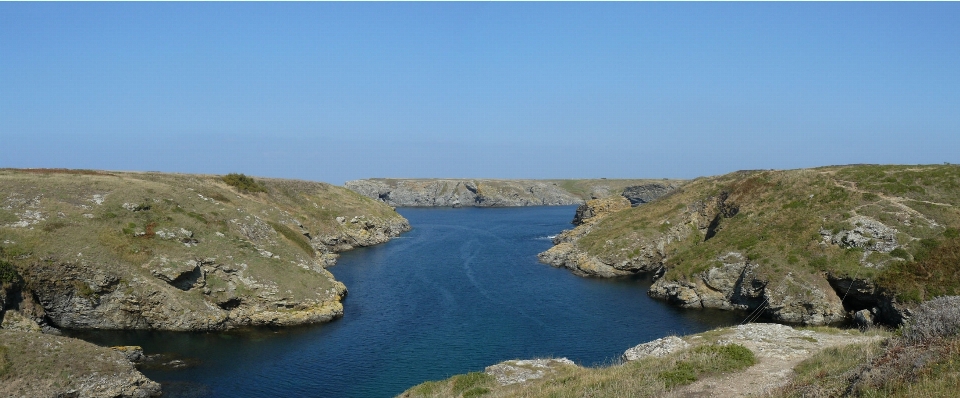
[2,2,959,185]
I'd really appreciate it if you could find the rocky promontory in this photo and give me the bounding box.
[0,329,161,397]
[345,178,683,207]
[0,169,409,333]
[0,169,411,396]
[540,165,960,326]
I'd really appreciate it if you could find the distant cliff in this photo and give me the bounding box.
[344,178,684,208]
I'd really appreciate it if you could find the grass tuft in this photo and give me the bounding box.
[267,221,315,258]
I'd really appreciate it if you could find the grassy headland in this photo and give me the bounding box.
[0,168,409,332]
[542,164,960,325]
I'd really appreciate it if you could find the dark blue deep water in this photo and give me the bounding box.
[70,206,742,397]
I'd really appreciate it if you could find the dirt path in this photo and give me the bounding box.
[668,324,885,398]
[831,178,947,228]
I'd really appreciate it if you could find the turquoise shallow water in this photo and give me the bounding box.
[70,206,743,397]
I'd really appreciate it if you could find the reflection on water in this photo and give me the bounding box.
[68,206,745,398]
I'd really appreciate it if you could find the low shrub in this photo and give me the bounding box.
[876,236,960,302]
[222,173,266,194]
[450,372,493,395]
[0,345,9,377]
[0,259,22,285]
[889,247,909,259]
[902,296,960,343]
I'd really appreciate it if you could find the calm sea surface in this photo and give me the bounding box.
[70,206,743,397]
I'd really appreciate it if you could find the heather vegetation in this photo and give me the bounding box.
[775,296,960,397]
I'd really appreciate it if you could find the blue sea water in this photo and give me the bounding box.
[70,206,742,397]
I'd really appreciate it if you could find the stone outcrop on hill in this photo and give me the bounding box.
[345,178,683,208]
[621,183,678,206]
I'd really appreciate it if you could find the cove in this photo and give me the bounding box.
[68,206,743,397]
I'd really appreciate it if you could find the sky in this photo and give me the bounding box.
[2,2,959,185]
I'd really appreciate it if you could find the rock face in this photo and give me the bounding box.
[826,276,911,326]
[571,195,632,226]
[621,183,679,206]
[647,252,846,325]
[345,178,683,208]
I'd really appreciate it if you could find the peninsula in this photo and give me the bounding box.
[0,169,409,396]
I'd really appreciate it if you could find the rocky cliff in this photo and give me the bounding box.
[540,165,960,326]
[0,169,409,333]
[345,178,683,207]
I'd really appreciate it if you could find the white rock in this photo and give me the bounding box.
[484,358,575,385]
[623,335,690,361]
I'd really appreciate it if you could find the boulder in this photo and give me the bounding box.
[622,335,690,361]
[484,358,576,385]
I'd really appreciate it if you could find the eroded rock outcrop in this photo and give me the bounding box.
[621,183,679,206]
